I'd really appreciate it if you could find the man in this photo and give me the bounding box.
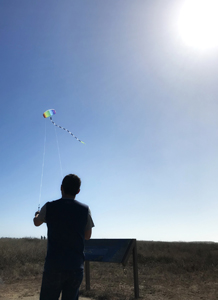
[33,174,94,300]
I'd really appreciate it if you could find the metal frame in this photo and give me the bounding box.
[84,239,139,299]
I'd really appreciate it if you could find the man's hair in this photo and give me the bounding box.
[62,174,81,196]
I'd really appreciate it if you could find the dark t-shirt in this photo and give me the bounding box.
[43,198,94,272]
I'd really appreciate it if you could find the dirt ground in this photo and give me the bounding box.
[0,278,91,300]
[1,272,218,300]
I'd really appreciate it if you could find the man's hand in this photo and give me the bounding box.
[33,211,43,227]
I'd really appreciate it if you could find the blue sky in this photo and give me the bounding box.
[1,0,218,242]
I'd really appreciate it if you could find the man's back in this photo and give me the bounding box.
[45,198,89,272]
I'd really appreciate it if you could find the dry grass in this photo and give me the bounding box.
[1,238,218,299]
[0,238,46,281]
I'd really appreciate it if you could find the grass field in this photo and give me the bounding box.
[1,238,218,299]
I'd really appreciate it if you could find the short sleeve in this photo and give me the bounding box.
[85,207,95,231]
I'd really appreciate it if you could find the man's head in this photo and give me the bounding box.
[61,174,81,197]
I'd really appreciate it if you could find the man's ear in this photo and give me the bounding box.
[76,189,80,195]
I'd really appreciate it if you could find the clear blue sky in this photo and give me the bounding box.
[1,0,218,242]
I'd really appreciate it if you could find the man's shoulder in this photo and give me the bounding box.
[46,198,89,212]
[52,198,62,202]
[47,198,62,205]
[74,199,89,209]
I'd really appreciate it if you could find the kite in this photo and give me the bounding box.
[43,109,85,144]
[38,109,84,211]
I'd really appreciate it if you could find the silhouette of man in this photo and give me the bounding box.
[33,174,94,300]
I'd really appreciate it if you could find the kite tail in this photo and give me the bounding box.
[49,117,85,144]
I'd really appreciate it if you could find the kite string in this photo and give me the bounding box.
[38,121,47,211]
[54,126,63,179]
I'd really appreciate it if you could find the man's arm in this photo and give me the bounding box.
[33,205,46,227]
[85,228,92,240]
[84,208,94,240]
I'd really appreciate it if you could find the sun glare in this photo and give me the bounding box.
[177,0,218,51]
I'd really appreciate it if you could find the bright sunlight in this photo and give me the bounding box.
[177,0,218,51]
